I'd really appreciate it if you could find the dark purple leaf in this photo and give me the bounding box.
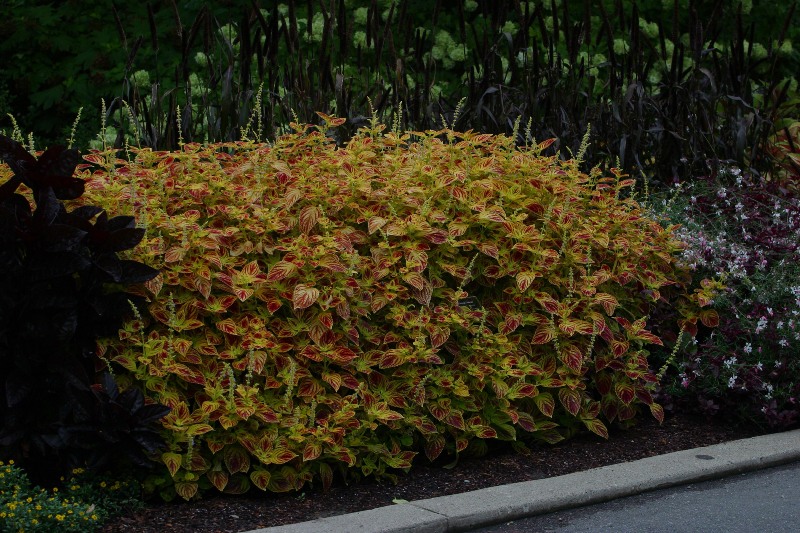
[119,260,159,284]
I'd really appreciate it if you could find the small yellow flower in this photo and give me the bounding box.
[56,513,65,521]
[100,481,107,487]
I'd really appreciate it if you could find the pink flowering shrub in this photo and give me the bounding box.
[653,166,800,428]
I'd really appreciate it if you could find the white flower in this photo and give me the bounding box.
[724,357,737,368]
[728,376,737,388]
[743,342,752,354]
[779,338,789,348]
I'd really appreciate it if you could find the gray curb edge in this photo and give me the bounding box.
[245,429,800,533]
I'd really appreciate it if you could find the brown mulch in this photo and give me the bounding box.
[102,413,765,533]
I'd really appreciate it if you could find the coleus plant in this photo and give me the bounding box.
[0,135,165,487]
[76,114,718,500]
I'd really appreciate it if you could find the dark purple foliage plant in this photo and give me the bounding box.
[0,134,168,486]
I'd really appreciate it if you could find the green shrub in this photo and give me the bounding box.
[75,116,715,500]
[0,460,142,532]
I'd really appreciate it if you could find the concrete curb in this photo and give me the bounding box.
[245,429,800,533]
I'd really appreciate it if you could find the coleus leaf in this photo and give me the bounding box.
[650,402,665,423]
[516,271,537,293]
[559,343,584,373]
[293,283,320,310]
[249,469,271,491]
[299,205,322,234]
[424,434,446,462]
[534,292,560,314]
[558,388,582,416]
[224,444,251,474]
[615,382,636,405]
[162,452,182,478]
[534,392,555,417]
[174,481,198,501]
[582,418,609,439]
[267,260,298,281]
[207,470,229,492]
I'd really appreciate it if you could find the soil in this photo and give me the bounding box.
[102,413,765,533]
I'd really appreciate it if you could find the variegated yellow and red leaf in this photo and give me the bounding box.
[650,402,665,423]
[559,343,584,373]
[429,326,450,348]
[328,346,357,364]
[224,445,251,474]
[216,318,240,336]
[531,324,556,345]
[322,371,342,392]
[516,411,537,432]
[219,413,239,430]
[297,378,325,397]
[558,388,582,416]
[402,271,425,291]
[249,469,271,491]
[699,309,720,328]
[263,448,298,465]
[583,418,609,439]
[267,260,298,282]
[443,410,465,430]
[478,242,500,258]
[500,314,522,335]
[164,246,187,263]
[318,254,346,272]
[293,283,320,309]
[167,364,206,385]
[368,216,388,234]
[635,329,663,345]
[299,205,322,234]
[507,382,538,399]
[174,481,198,501]
[316,111,346,126]
[516,271,537,293]
[424,435,446,462]
[428,402,450,422]
[207,470,229,492]
[534,392,555,417]
[379,349,405,369]
[162,452,182,478]
[611,339,630,357]
[474,425,498,439]
[615,382,635,405]
[302,442,322,462]
[534,292,560,314]
[317,312,334,330]
[594,292,619,315]
[559,317,594,336]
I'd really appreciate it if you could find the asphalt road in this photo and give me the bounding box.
[472,461,800,533]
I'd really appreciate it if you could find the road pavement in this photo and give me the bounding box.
[472,461,800,533]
